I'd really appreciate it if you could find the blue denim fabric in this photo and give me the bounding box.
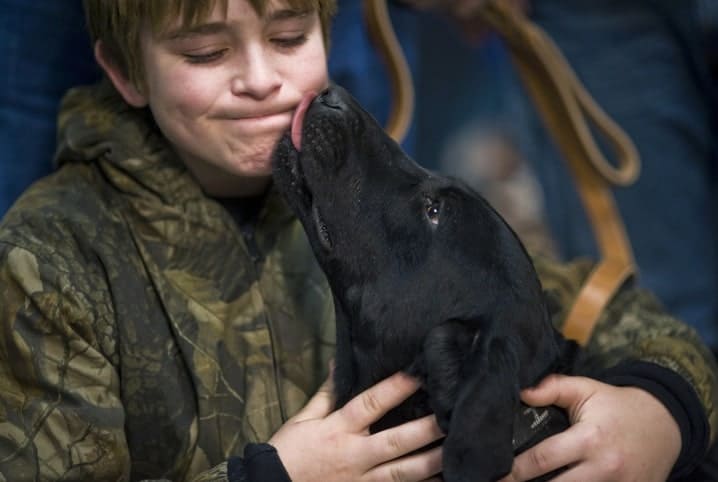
[0,1,100,216]
[517,0,718,346]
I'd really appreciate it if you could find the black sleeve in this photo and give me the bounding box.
[227,443,293,482]
[598,360,710,479]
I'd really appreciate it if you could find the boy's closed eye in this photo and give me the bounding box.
[183,48,229,64]
[171,12,315,64]
[180,32,308,64]
[270,33,308,49]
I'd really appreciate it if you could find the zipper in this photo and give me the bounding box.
[232,210,288,422]
[238,222,262,265]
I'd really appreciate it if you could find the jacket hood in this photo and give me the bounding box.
[54,80,205,207]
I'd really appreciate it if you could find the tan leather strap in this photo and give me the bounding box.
[476,1,639,345]
[364,0,640,345]
[363,0,415,144]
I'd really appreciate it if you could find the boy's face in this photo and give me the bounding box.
[130,0,329,196]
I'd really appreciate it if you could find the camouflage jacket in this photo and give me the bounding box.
[0,82,716,481]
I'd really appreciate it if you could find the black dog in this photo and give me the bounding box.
[272,85,577,482]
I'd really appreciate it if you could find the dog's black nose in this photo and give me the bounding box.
[317,87,343,110]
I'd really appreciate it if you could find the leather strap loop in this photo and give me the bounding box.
[476,2,640,188]
[363,0,415,144]
[476,1,638,345]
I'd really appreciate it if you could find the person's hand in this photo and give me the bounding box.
[269,371,444,482]
[499,374,681,481]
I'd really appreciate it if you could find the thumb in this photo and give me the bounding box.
[521,374,597,417]
[292,365,336,421]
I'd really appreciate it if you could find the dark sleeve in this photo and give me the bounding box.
[599,360,709,479]
[227,443,293,482]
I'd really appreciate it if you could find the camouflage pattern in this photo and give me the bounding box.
[535,256,718,443]
[0,81,716,480]
[0,81,336,481]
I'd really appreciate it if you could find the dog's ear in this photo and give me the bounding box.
[409,320,474,432]
[442,333,520,482]
[414,318,520,481]
[417,304,571,481]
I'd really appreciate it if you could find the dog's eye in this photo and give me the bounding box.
[424,197,441,226]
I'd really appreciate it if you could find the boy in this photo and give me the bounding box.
[0,0,715,480]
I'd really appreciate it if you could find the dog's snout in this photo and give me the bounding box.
[317,88,343,110]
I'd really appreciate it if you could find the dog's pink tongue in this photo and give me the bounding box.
[291,91,316,151]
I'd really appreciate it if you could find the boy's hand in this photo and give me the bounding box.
[499,374,681,482]
[269,371,444,482]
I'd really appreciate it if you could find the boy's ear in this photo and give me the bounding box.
[94,40,148,108]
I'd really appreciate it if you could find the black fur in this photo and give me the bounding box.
[272,85,577,482]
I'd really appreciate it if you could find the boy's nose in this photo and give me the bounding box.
[230,49,281,99]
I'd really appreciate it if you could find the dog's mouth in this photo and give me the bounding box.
[278,91,333,251]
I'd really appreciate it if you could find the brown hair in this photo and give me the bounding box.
[83,0,337,88]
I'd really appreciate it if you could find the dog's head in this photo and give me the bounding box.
[273,84,551,361]
[273,84,573,481]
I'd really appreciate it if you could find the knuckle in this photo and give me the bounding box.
[529,446,552,473]
[361,390,383,416]
[602,451,626,476]
[578,423,602,452]
[389,466,407,482]
[386,432,404,453]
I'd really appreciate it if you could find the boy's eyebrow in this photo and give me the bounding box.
[161,22,229,41]
[266,7,311,22]
[161,8,311,40]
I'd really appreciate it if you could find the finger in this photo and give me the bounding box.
[292,369,336,421]
[366,445,442,482]
[545,464,600,482]
[510,428,585,481]
[521,374,597,414]
[369,414,445,462]
[339,371,421,431]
